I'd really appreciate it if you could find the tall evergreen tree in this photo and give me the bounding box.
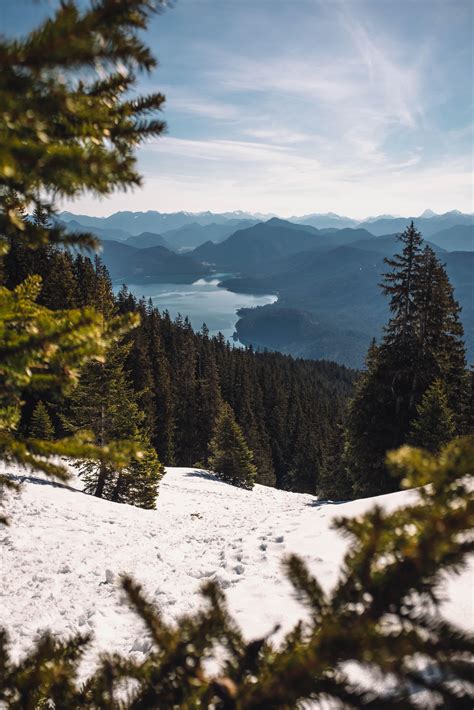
[208,403,257,489]
[318,421,352,500]
[0,0,166,497]
[344,224,468,497]
[64,343,162,507]
[109,438,164,509]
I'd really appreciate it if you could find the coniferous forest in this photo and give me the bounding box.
[2,230,355,499]
[5,220,471,506]
[0,0,473,707]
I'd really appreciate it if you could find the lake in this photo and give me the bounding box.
[115,276,277,344]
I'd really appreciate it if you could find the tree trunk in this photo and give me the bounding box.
[94,403,107,498]
[94,461,107,498]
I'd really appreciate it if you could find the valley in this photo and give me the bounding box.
[60,209,474,368]
[115,276,277,343]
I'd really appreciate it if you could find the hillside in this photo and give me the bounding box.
[227,245,474,367]
[125,231,173,250]
[2,465,471,680]
[359,210,474,237]
[160,219,257,250]
[429,224,474,251]
[192,218,332,273]
[100,240,211,282]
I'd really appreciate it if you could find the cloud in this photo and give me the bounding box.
[59,0,472,218]
[340,9,424,129]
[160,87,240,121]
[148,135,308,166]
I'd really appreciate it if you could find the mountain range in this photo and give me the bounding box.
[58,208,473,251]
[59,209,473,367]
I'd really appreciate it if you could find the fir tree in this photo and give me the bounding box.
[409,379,456,452]
[344,225,468,497]
[381,221,424,344]
[110,439,164,509]
[29,401,54,441]
[64,343,162,507]
[0,0,166,505]
[208,403,257,489]
[318,421,352,499]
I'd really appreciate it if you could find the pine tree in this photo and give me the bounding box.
[110,439,164,509]
[64,343,161,507]
[0,0,165,503]
[208,403,257,489]
[40,250,80,310]
[381,221,424,345]
[409,379,456,452]
[413,245,468,419]
[29,401,55,441]
[318,421,352,499]
[344,225,468,497]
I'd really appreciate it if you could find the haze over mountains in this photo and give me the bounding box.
[59,209,473,367]
[58,207,474,249]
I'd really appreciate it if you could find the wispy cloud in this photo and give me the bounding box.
[340,9,424,129]
[58,0,473,216]
[161,87,240,121]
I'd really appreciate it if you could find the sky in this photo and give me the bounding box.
[1,0,473,218]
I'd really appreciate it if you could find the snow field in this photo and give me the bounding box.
[1,464,472,681]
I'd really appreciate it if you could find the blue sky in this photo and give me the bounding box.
[2,0,473,217]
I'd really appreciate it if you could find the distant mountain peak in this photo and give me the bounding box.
[420,209,437,218]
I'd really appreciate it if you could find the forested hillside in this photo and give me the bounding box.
[2,233,354,495]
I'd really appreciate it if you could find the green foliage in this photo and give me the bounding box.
[343,224,468,497]
[318,421,352,500]
[114,442,164,509]
[64,343,162,508]
[0,0,166,520]
[0,0,166,246]
[113,291,352,494]
[0,276,136,488]
[28,401,54,441]
[208,402,257,489]
[1,437,472,707]
[409,379,456,452]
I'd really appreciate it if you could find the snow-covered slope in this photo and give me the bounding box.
[1,466,472,678]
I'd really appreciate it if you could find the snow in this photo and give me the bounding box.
[1,464,472,680]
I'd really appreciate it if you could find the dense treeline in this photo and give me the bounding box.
[2,232,355,495]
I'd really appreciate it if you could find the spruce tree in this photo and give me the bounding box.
[409,379,456,452]
[208,403,257,489]
[29,401,55,441]
[344,224,468,497]
[64,343,162,507]
[318,421,352,500]
[110,439,164,509]
[0,0,166,498]
[413,245,468,418]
